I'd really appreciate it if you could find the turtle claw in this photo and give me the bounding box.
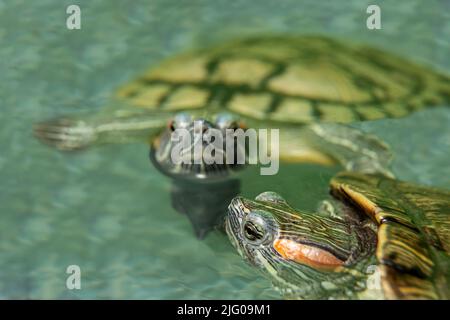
[346,157,395,179]
[33,117,97,151]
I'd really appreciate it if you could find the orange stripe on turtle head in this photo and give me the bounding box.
[274,239,344,269]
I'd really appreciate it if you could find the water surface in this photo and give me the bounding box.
[0,0,449,299]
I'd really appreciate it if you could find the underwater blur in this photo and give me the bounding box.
[0,0,449,299]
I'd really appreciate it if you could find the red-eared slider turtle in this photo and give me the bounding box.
[33,36,450,174]
[226,171,450,299]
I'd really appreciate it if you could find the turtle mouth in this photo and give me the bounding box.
[226,197,266,265]
[226,197,251,258]
[225,198,245,241]
[225,216,240,250]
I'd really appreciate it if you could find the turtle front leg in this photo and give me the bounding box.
[33,109,175,151]
[33,117,98,151]
[317,199,341,219]
[278,124,394,178]
[310,123,394,177]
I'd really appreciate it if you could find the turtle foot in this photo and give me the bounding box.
[33,117,97,151]
[310,123,395,178]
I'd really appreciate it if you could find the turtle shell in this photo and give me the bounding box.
[116,36,450,124]
[330,172,450,299]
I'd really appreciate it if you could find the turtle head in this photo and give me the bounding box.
[150,112,246,181]
[226,192,377,299]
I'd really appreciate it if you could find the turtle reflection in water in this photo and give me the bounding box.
[150,113,246,238]
[226,172,450,299]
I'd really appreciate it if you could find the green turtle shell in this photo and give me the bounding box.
[115,36,450,124]
[330,172,450,299]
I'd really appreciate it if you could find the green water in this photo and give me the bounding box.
[0,0,449,299]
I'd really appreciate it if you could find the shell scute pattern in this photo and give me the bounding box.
[114,36,449,124]
[331,172,450,299]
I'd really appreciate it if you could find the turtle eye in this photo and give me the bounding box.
[236,121,247,130]
[243,220,267,245]
[228,121,240,130]
[168,120,175,131]
[172,113,193,130]
[215,113,241,130]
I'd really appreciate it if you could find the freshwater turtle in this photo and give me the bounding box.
[33,36,450,174]
[226,171,450,299]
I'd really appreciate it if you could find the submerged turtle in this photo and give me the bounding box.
[226,171,450,299]
[33,36,450,174]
